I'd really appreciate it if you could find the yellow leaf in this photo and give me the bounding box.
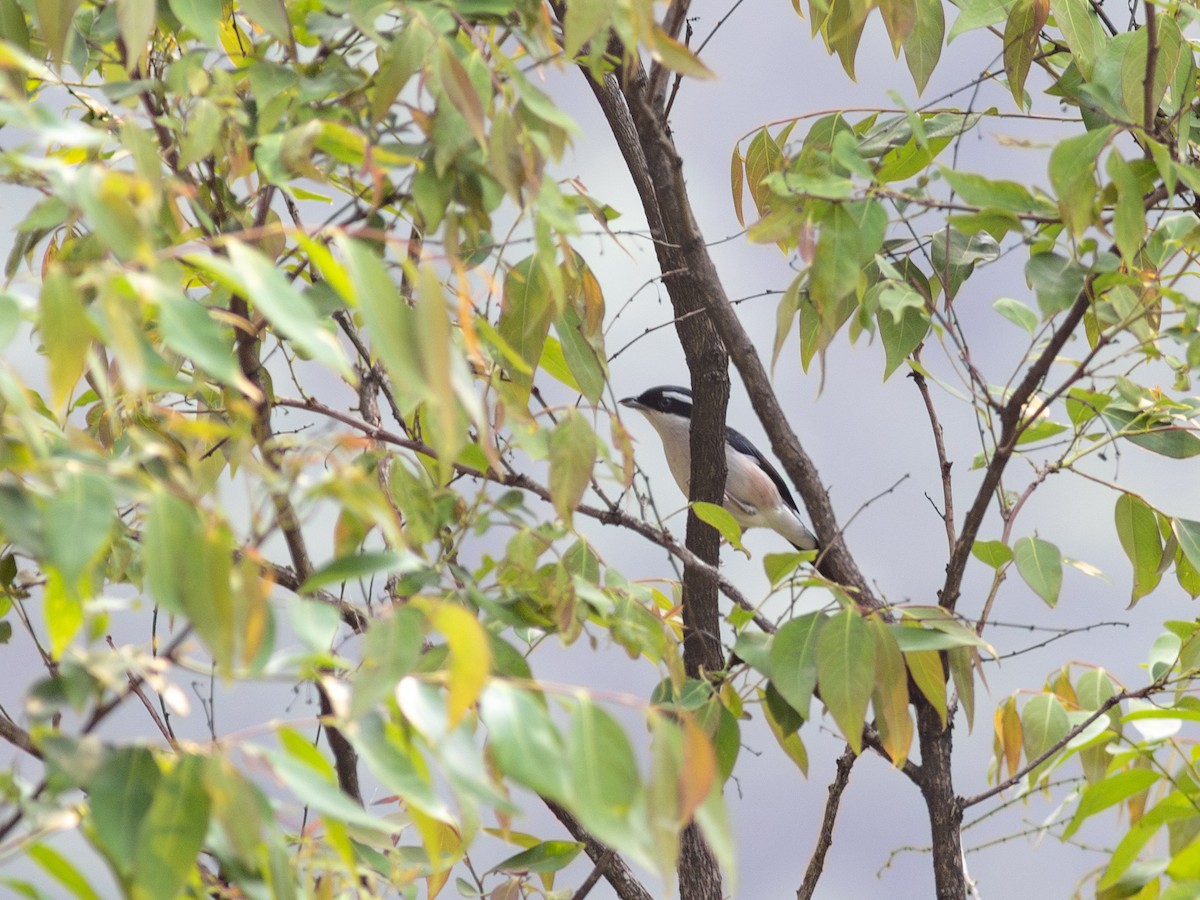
[421,600,491,728]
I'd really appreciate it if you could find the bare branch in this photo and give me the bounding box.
[796,746,856,900]
[909,363,955,555]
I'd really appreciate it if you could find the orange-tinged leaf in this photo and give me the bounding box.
[1003,0,1049,108]
[436,41,486,146]
[679,715,717,821]
[730,148,745,227]
[879,0,917,54]
[869,617,912,766]
[996,697,1021,777]
[647,24,715,79]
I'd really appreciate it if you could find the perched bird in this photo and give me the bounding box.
[619,386,818,552]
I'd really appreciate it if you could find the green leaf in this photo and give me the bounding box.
[27,844,104,900]
[692,501,747,555]
[877,304,929,379]
[769,612,825,720]
[1063,768,1160,840]
[567,698,638,836]
[1102,407,1200,459]
[168,0,222,46]
[481,682,568,802]
[131,755,212,900]
[1174,518,1200,575]
[186,243,351,379]
[548,410,596,528]
[86,747,161,877]
[40,269,91,411]
[489,840,584,875]
[1051,0,1103,79]
[499,256,554,401]
[904,0,944,92]
[1020,693,1069,779]
[1025,252,1087,316]
[815,608,876,753]
[1106,152,1146,263]
[763,551,808,587]
[239,0,292,46]
[45,471,113,586]
[116,0,156,72]
[1014,536,1063,606]
[262,744,393,834]
[1048,126,1112,236]
[948,0,1011,41]
[1114,493,1163,605]
[1003,0,1048,108]
[992,297,1039,334]
[298,551,418,595]
[812,201,887,308]
[156,290,254,396]
[972,540,1013,568]
[35,0,81,65]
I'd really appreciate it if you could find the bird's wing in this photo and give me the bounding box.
[724,426,800,513]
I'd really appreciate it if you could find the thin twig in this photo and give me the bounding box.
[796,746,856,900]
[909,362,955,554]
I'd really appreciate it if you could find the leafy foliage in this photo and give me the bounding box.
[2,0,1200,897]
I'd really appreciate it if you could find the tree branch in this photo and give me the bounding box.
[546,800,654,900]
[796,745,856,900]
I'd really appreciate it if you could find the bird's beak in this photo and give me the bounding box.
[619,397,639,409]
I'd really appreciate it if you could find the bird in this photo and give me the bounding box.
[619,386,818,552]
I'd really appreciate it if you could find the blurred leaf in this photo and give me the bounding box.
[567,698,638,840]
[35,0,80,65]
[1014,536,1063,606]
[481,682,568,802]
[548,410,596,528]
[168,0,221,46]
[187,243,351,379]
[45,471,112,587]
[993,297,1038,334]
[131,755,211,900]
[490,840,583,875]
[815,609,875,753]
[41,269,90,411]
[87,747,160,877]
[421,600,491,728]
[28,843,103,900]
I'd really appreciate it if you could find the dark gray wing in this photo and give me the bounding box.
[725,425,800,513]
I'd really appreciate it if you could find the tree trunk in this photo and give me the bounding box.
[916,699,965,899]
